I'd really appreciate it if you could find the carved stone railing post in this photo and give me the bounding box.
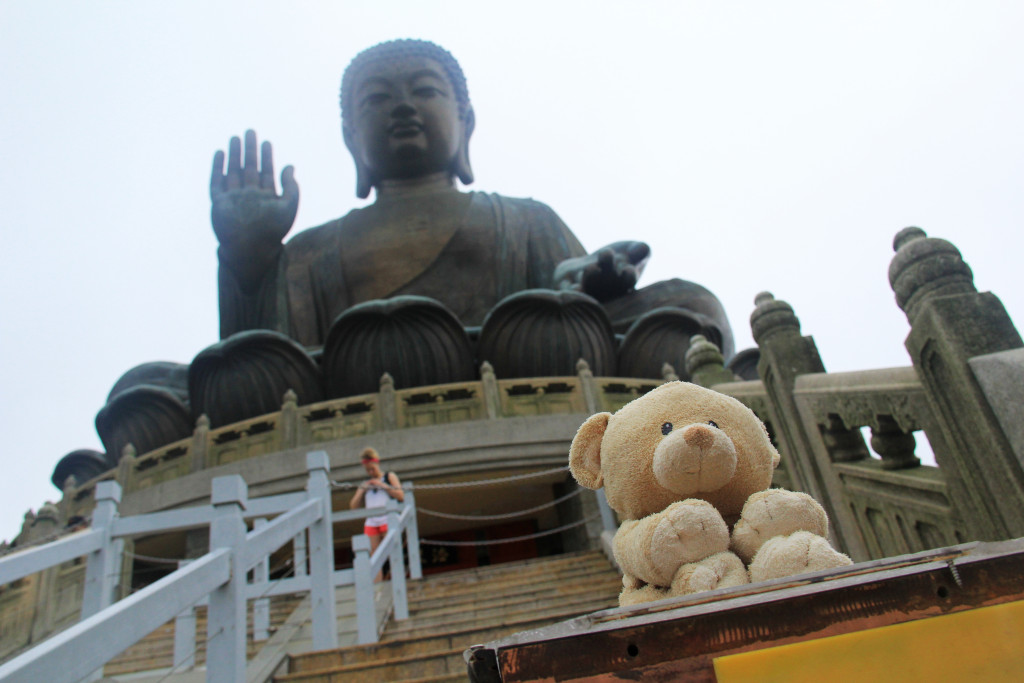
[58,475,78,524]
[379,373,398,430]
[280,389,299,449]
[821,415,870,464]
[890,227,1024,539]
[869,415,920,470]
[480,361,501,419]
[190,415,209,474]
[576,359,600,414]
[751,292,868,560]
[684,335,736,388]
[660,363,679,382]
[116,444,136,490]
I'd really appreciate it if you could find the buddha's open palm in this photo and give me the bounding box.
[210,130,299,248]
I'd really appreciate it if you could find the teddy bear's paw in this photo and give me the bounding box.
[747,531,853,583]
[731,489,829,563]
[669,551,749,596]
[619,582,670,607]
[650,499,730,576]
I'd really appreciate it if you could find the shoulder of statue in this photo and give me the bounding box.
[471,191,552,210]
[283,215,349,252]
[471,192,564,225]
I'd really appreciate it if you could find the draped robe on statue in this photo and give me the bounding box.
[218,191,586,347]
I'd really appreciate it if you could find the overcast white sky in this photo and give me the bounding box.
[1,2,1022,543]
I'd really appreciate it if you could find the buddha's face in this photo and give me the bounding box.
[348,56,463,183]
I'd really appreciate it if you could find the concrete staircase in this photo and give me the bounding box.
[274,550,621,683]
[102,593,305,676]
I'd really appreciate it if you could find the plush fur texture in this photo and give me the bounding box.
[569,381,852,606]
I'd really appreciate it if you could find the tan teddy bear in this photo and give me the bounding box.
[569,381,851,606]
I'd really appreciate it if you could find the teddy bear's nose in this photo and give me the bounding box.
[683,425,715,450]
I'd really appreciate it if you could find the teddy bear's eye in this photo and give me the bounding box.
[708,420,719,428]
[661,422,673,435]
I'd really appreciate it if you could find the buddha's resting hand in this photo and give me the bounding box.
[211,130,299,288]
[554,241,651,302]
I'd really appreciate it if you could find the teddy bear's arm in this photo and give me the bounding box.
[730,489,829,563]
[613,499,731,587]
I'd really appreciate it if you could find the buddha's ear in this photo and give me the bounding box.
[454,105,475,186]
[343,124,374,199]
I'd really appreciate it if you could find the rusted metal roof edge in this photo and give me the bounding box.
[464,537,1024,682]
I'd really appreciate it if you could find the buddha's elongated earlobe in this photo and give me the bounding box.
[354,166,374,199]
[343,124,375,199]
[454,106,475,186]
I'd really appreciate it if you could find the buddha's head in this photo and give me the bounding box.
[341,39,475,198]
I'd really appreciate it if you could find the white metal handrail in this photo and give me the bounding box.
[0,550,231,683]
[0,528,102,587]
[0,451,365,683]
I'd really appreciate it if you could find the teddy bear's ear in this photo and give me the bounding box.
[569,412,611,490]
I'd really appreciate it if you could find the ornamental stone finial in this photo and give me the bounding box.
[892,226,927,252]
[684,335,735,387]
[750,292,801,346]
[661,363,679,382]
[888,227,975,324]
[684,335,720,375]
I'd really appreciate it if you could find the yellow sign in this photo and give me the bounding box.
[714,599,1024,682]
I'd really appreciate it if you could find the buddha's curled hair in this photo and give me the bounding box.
[340,39,471,129]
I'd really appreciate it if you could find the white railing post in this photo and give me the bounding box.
[596,489,618,533]
[404,487,422,580]
[387,503,409,621]
[79,480,122,683]
[252,518,270,641]
[172,560,196,671]
[293,531,307,577]
[352,534,376,644]
[206,476,248,683]
[305,451,338,651]
[80,481,122,619]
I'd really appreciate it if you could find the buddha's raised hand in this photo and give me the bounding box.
[210,130,299,249]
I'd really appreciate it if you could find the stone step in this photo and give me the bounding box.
[408,551,608,596]
[102,593,304,676]
[278,600,616,683]
[386,595,617,642]
[409,567,619,616]
[398,585,619,633]
[277,647,465,682]
[409,560,611,606]
[273,551,620,683]
[287,593,616,674]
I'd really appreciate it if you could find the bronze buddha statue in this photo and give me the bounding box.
[210,39,734,361]
[59,38,739,494]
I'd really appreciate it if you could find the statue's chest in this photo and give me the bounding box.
[339,194,484,302]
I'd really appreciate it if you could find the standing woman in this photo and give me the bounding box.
[349,447,404,580]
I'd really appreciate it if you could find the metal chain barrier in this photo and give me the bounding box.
[331,465,570,491]
[410,466,570,489]
[419,514,600,547]
[333,465,590,546]
[416,486,585,521]
[125,550,189,565]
